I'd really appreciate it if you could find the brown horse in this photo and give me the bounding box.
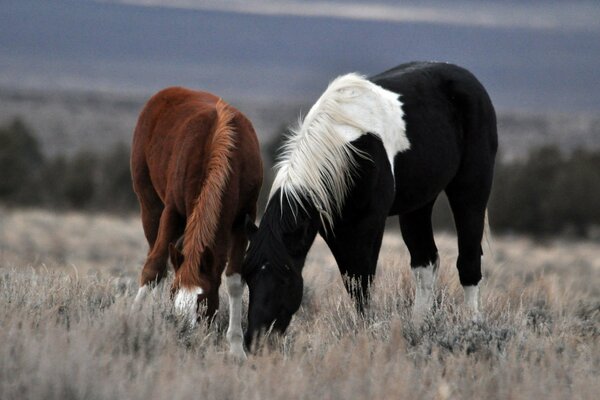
[131,87,262,358]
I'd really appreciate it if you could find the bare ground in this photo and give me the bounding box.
[0,209,598,399]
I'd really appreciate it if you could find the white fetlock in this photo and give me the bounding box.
[463,284,481,321]
[134,285,150,304]
[411,258,439,323]
[228,342,247,361]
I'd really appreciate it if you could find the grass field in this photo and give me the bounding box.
[1,209,598,399]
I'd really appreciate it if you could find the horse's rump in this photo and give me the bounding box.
[131,87,261,289]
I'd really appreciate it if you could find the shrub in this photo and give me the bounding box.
[63,151,97,209]
[0,118,45,204]
[489,145,600,237]
[96,142,137,212]
[0,118,139,212]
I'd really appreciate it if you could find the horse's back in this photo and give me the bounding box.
[132,88,215,203]
[371,62,496,142]
[370,62,497,214]
[131,87,262,217]
[132,87,219,147]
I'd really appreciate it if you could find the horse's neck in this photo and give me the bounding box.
[265,198,320,270]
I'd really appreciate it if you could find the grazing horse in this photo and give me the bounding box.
[243,62,497,348]
[131,87,262,359]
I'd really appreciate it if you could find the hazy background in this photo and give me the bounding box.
[2,0,600,111]
[1,0,599,235]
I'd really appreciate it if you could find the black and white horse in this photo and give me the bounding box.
[243,62,498,347]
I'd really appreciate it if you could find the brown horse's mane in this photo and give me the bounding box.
[180,99,236,287]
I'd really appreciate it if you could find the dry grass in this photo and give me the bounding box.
[1,209,599,399]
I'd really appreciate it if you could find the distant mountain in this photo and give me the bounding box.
[1,0,599,112]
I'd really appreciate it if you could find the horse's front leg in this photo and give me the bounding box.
[224,227,249,360]
[324,217,387,315]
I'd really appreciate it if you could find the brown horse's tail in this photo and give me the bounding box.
[180,99,236,288]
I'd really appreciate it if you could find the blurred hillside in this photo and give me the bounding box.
[1,87,599,161]
[1,107,599,238]
[0,88,302,157]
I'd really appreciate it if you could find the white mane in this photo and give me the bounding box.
[270,73,408,229]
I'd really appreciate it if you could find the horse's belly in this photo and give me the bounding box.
[389,149,460,215]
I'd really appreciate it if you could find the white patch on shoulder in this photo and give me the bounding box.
[463,284,480,314]
[411,258,439,322]
[334,75,409,176]
[316,73,409,175]
[174,286,203,326]
[270,73,408,229]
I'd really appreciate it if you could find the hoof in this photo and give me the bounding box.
[228,345,247,362]
[470,311,483,323]
[411,260,438,325]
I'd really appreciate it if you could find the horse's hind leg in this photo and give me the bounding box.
[139,194,163,251]
[445,106,496,315]
[132,161,166,303]
[399,200,438,321]
[445,186,490,315]
[132,149,164,249]
[138,204,184,294]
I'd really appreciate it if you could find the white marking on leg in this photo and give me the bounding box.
[174,286,203,327]
[132,283,164,311]
[463,284,480,315]
[134,285,150,304]
[412,258,439,322]
[226,273,247,360]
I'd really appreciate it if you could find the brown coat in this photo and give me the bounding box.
[131,87,262,316]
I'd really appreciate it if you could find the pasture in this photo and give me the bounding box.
[1,209,598,399]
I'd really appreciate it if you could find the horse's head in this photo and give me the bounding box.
[244,259,304,349]
[242,206,318,350]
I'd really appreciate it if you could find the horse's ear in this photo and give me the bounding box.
[245,215,259,239]
[169,242,184,272]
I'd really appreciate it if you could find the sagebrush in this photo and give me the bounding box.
[0,210,598,399]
